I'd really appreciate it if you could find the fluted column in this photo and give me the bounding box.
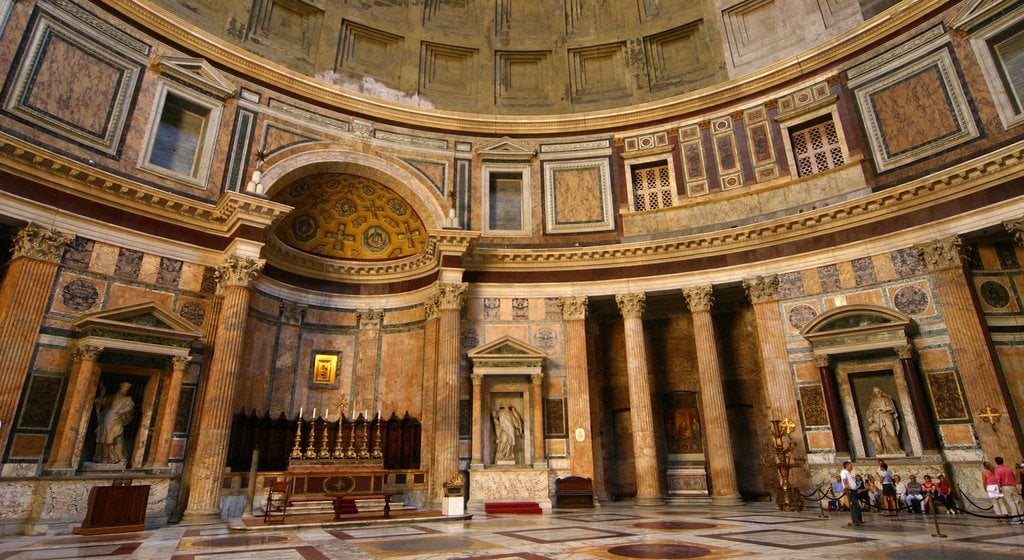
[683,286,742,506]
[0,224,72,454]
[917,236,1022,458]
[432,282,467,503]
[531,373,545,467]
[146,355,190,471]
[182,256,263,521]
[815,354,849,456]
[470,374,484,467]
[560,296,595,481]
[45,344,103,474]
[744,276,803,428]
[615,292,664,506]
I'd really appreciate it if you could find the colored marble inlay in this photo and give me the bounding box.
[817,264,840,291]
[62,236,94,268]
[852,257,876,286]
[892,285,929,315]
[870,66,959,157]
[926,371,967,420]
[778,271,805,299]
[798,384,829,426]
[606,543,712,558]
[995,241,1020,269]
[891,247,925,277]
[979,280,1011,308]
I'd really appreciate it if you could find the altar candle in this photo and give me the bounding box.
[325,410,329,421]
[312,407,316,418]
[298,406,303,418]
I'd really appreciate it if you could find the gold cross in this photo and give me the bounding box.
[333,397,349,419]
[979,406,1001,428]
[780,417,796,435]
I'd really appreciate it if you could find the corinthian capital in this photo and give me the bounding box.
[743,275,780,303]
[358,309,384,329]
[215,256,264,289]
[915,235,963,271]
[171,355,192,371]
[72,344,104,363]
[13,223,72,263]
[615,292,646,318]
[682,285,713,312]
[435,282,467,310]
[559,296,588,321]
[1004,218,1024,248]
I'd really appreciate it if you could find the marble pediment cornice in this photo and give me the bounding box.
[100,0,951,135]
[464,140,1024,272]
[0,133,292,236]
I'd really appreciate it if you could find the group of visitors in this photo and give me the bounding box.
[982,456,1024,524]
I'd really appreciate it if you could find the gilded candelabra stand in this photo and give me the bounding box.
[762,418,806,512]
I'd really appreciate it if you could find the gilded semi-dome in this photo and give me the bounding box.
[272,173,426,261]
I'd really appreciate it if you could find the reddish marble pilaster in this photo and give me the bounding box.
[0,224,71,454]
[917,236,1022,459]
[353,309,383,414]
[470,374,483,467]
[531,373,545,466]
[431,283,467,502]
[615,292,664,506]
[45,344,102,474]
[815,354,849,456]
[146,355,190,471]
[182,256,263,521]
[560,296,596,482]
[421,296,441,504]
[682,286,742,505]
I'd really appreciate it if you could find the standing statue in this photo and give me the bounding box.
[492,403,523,463]
[93,382,134,463]
[866,386,902,455]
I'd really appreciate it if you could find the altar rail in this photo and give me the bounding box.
[226,410,421,471]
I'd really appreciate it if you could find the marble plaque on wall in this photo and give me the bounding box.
[542,158,614,233]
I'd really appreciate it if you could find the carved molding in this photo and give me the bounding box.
[1004,218,1024,248]
[895,344,915,360]
[743,274,780,303]
[615,292,646,318]
[13,223,72,263]
[358,309,384,329]
[424,295,440,320]
[915,235,963,271]
[216,256,265,289]
[171,355,191,370]
[436,282,468,310]
[281,303,306,325]
[682,285,713,312]
[559,296,588,321]
[813,353,830,368]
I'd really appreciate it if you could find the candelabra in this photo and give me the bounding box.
[345,418,357,458]
[763,418,805,512]
[304,417,318,459]
[371,418,383,459]
[318,416,331,458]
[290,414,303,459]
[333,415,346,459]
[358,416,370,458]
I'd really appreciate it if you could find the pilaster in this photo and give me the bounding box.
[431,282,467,504]
[45,344,102,474]
[146,356,190,471]
[560,296,596,482]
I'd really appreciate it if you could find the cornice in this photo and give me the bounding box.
[464,140,1024,271]
[0,132,292,235]
[98,0,954,135]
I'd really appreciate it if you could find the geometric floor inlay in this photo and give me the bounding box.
[704,528,871,549]
[633,521,718,531]
[605,542,713,558]
[496,526,632,543]
[712,514,819,525]
[328,525,440,540]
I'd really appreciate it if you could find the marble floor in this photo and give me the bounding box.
[1,502,1023,559]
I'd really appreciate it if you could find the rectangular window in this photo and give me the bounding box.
[992,24,1024,114]
[630,161,673,211]
[790,116,845,177]
[149,93,209,177]
[489,172,523,231]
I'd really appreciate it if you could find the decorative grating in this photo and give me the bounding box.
[631,164,673,211]
[791,119,844,177]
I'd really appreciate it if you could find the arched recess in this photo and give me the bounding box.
[258,145,448,230]
[800,305,938,459]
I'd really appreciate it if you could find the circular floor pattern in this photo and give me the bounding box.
[197,535,291,548]
[633,521,717,530]
[606,543,712,559]
[374,536,476,553]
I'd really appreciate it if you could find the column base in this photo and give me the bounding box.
[179,510,222,524]
[711,494,744,507]
[635,495,666,506]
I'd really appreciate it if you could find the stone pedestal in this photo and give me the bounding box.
[466,468,552,512]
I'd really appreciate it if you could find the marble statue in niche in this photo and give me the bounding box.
[492,402,523,463]
[866,386,902,455]
[93,382,134,464]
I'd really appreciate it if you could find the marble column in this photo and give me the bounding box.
[615,292,664,506]
[470,374,484,467]
[682,286,742,506]
[432,283,467,502]
[895,345,938,453]
[917,236,1022,459]
[421,296,441,504]
[531,373,545,467]
[560,296,596,481]
[0,224,72,454]
[182,256,263,521]
[145,355,190,471]
[814,354,849,456]
[353,309,383,414]
[45,344,103,474]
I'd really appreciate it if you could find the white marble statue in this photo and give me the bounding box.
[93,382,134,463]
[492,403,523,463]
[866,386,902,455]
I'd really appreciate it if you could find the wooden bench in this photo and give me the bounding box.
[332,493,401,520]
[553,476,594,508]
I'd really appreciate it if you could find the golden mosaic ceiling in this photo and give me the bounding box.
[272,174,426,261]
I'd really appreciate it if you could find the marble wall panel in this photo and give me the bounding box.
[18,374,62,431]
[886,281,935,317]
[806,429,833,450]
[926,371,968,421]
[178,263,207,293]
[379,329,425,417]
[872,253,898,283]
[236,317,278,411]
[794,360,820,383]
[175,298,208,328]
[249,292,283,318]
[87,242,119,276]
[32,346,69,373]
[304,307,354,326]
[107,284,173,309]
[842,289,884,306]
[543,158,614,233]
[975,277,1018,312]
[939,423,975,446]
[52,274,105,315]
[137,254,161,285]
[918,347,953,372]
[8,434,46,460]
[484,324,531,344]
[61,237,93,269]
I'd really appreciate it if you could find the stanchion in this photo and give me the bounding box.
[929,497,946,538]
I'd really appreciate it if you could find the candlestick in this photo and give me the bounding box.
[346,420,357,458]
[372,415,383,459]
[304,417,317,459]
[318,416,331,458]
[299,406,303,418]
[312,407,316,418]
[333,415,346,459]
[359,417,370,458]
[289,415,303,459]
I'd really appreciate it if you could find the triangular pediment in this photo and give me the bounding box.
[73,301,203,347]
[477,137,536,162]
[468,335,545,360]
[949,0,1019,31]
[800,304,911,355]
[155,56,237,100]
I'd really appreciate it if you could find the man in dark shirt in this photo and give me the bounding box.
[904,474,924,513]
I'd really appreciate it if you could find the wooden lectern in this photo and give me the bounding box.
[73,482,149,535]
